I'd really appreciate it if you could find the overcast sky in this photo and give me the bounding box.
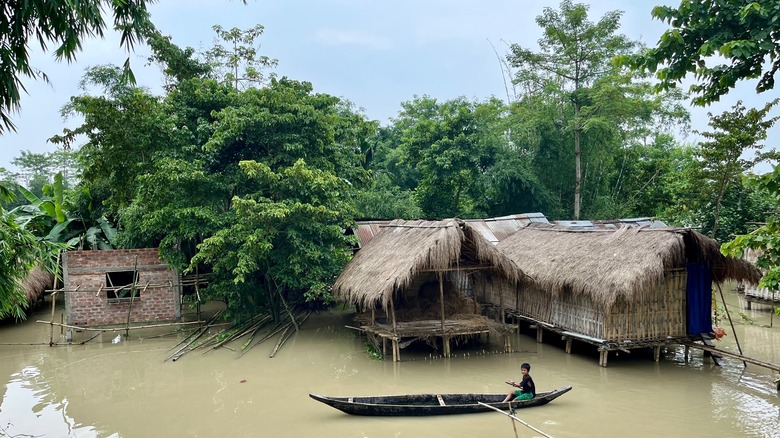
[1,0,777,173]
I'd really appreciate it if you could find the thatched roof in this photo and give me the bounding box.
[20,266,53,303]
[333,219,528,308]
[497,223,761,309]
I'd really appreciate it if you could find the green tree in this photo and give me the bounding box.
[52,65,183,220]
[722,169,780,292]
[507,0,634,219]
[0,0,153,133]
[353,173,422,219]
[10,149,80,195]
[66,61,370,318]
[626,0,780,106]
[694,100,779,240]
[610,134,696,219]
[192,160,356,320]
[204,25,278,90]
[395,96,505,218]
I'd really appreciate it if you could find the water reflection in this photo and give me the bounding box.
[0,290,778,437]
[0,365,116,437]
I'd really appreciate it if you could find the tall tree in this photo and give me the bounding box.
[695,99,779,240]
[0,0,153,133]
[204,25,278,90]
[626,0,780,106]
[396,96,504,218]
[507,0,634,218]
[191,159,356,319]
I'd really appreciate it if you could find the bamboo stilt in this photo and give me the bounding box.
[390,297,399,362]
[439,273,448,357]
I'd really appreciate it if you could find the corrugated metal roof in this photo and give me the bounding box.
[552,220,594,228]
[354,214,666,247]
[463,213,548,244]
[561,217,668,230]
[354,221,389,248]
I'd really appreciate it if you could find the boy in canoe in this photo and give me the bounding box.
[502,362,535,402]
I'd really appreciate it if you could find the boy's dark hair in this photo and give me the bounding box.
[521,363,531,371]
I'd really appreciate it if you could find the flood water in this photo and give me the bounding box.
[1,287,779,438]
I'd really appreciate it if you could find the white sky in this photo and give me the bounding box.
[1,0,777,173]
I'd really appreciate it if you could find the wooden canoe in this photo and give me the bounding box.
[309,385,572,416]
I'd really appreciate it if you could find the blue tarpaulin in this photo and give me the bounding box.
[686,262,712,335]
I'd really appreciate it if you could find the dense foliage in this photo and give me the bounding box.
[626,0,780,106]
[3,0,780,319]
[0,0,154,133]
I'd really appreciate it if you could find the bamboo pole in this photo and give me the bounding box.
[498,282,505,323]
[48,291,57,346]
[278,289,299,331]
[716,282,746,367]
[211,315,270,351]
[477,402,554,438]
[124,257,139,339]
[683,342,780,373]
[390,297,398,362]
[49,252,61,346]
[269,313,310,358]
[78,332,102,345]
[439,272,450,357]
[38,320,209,332]
[166,308,225,355]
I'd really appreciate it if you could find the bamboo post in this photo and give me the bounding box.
[498,282,505,323]
[49,291,57,346]
[125,257,139,339]
[716,282,746,367]
[49,252,61,346]
[390,297,399,362]
[473,277,479,314]
[439,272,450,357]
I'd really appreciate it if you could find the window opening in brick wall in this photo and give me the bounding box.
[106,270,140,303]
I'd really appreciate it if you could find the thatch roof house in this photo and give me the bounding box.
[489,223,760,365]
[333,218,529,360]
[739,248,779,307]
[22,266,53,307]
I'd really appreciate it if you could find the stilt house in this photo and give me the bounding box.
[740,248,779,308]
[490,223,761,366]
[333,218,529,361]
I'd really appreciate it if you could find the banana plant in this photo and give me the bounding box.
[10,172,117,250]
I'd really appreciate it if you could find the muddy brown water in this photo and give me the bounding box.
[1,288,779,438]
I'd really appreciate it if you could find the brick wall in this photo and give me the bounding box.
[63,248,180,326]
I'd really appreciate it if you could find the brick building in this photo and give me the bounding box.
[63,248,181,333]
